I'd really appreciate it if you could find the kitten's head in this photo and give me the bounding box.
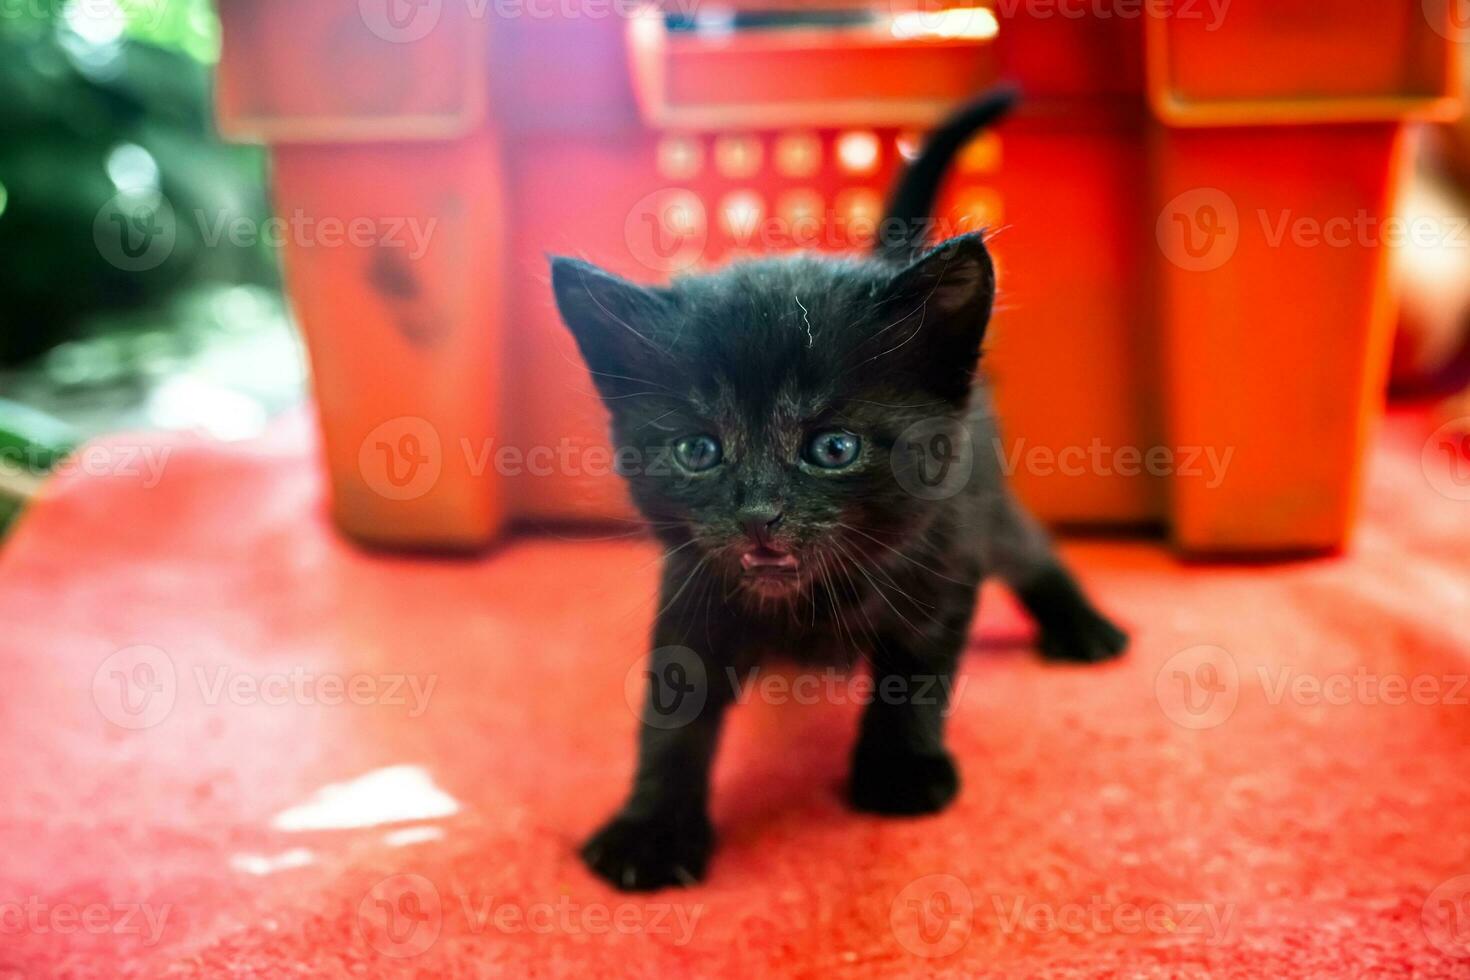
[550,233,995,602]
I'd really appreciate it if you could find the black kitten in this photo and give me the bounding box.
[551,89,1127,892]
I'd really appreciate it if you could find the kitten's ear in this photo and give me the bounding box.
[879,232,996,402]
[550,257,674,400]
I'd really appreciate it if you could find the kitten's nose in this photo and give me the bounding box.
[740,509,785,549]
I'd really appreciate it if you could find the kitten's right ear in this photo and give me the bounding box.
[549,257,673,400]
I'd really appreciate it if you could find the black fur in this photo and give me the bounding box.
[551,89,1127,892]
[877,85,1019,262]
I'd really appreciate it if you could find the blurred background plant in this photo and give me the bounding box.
[0,0,304,535]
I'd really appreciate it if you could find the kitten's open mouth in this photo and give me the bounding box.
[739,546,803,598]
[740,547,799,575]
[739,547,802,595]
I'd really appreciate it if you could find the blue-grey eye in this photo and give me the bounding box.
[674,434,722,472]
[805,430,861,469]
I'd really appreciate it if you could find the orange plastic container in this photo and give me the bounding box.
[627,6,1000,128]
[217,0,506,550]
[1147,0,1460,551]
[216,1,1461,554]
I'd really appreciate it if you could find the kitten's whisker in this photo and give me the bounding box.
[848,312,926,373]
[581,367,679,394]
[572,273,676,362]
[830,538,927,636]
[655,554,710,622]
[600,390,678,401]
[842,398,950,411]
[837,522,973,588]
[552,348,681,395]
[829,545,882,650]
[840,537,953,635]
[818,549,863,657]
[832,536,914,600]
[635,408,682,432]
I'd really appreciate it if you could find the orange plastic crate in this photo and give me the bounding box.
[215,0,1461,554]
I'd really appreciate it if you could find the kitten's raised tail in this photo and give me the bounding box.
[876,85,1020,263]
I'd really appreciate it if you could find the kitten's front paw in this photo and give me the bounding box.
[580,808,713,892]
[849,747,959,816]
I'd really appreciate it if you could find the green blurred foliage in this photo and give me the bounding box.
[117,0,221,62]
[0,0,280,366]
[3,0,219,61]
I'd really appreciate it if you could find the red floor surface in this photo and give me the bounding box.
[2,410,1469,979]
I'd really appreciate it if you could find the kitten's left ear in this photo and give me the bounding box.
[880,232,996,401]
[549,256,675,403]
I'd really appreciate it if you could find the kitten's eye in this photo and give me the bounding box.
[805,430,861,469]
[674,434,723,472]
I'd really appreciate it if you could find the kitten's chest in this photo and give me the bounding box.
[726,586,892,667]
[757,626,864,668]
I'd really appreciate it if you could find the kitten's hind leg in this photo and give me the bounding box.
[985,494,1128,664]
[1013,561,1128,664]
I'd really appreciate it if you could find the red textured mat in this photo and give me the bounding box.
[2,411,1468,979]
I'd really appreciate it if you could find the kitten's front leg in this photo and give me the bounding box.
[848,624,968,817]
[582,635,733,891]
